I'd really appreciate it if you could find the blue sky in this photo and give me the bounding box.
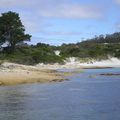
[0,0,120,45]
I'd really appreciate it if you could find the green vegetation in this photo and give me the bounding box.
[0,11,120,65]
[59,34,120,60]
[0,43,64,65]
[0,11,31,52]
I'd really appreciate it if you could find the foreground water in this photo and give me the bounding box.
[0,68,120,120]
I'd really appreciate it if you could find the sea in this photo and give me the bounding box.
[0,68,120,120]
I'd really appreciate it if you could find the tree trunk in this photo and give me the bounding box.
[10,43,15,53]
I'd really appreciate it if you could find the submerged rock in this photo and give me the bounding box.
[100,73,120,76]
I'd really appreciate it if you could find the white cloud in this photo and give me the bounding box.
[38,4,102,19]
[116,0,120,4]
[0,0,103,32]
[116,23,120,29]
[0,0,104,45]
[0,0,36,8]
[41,31,82,36]
[0,0,103,19]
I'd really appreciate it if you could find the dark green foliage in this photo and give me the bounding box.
[0,44,64,65]
[59,32,120,59]
[0,11,31,52]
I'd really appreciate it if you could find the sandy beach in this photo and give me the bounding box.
[0,57,120,86]
[0,63,64,86]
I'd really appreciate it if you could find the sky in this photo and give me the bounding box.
[0,0,120,45]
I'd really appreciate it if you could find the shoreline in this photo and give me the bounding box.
[36,57,120,69]
[0,63,64,86]
[0,70,64,86]
[0,57,120,86]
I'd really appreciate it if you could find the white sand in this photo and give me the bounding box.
[36,57,120,69]
[78,57,120,68]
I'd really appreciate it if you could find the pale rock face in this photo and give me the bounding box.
[64,57,79,64]
[36,57,120,69]
[104,43,109,45]
[54,50,60,56]
[78,57,120,67]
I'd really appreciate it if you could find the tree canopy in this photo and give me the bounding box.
[0,11,31,52]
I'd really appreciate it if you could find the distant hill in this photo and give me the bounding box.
[59,32,120,60]
[80,32,120,44]
[0,32,120,65]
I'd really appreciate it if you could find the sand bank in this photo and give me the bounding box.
[0,63,64,86]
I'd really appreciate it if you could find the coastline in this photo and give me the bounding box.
[36,57,120,69]
[0,63,64,86]
[0,57,120,86]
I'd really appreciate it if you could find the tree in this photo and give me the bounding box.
[0,11,31,52]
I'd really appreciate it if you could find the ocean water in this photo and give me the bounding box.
[0,68,120,120]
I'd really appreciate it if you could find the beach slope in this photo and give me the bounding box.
[0,62,64,86]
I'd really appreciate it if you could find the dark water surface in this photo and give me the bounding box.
[0,68,120,120]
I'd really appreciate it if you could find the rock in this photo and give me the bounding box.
[100,73,120,76]
[0,81,4,86]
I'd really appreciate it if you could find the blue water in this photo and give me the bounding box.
[0,68,120,120]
